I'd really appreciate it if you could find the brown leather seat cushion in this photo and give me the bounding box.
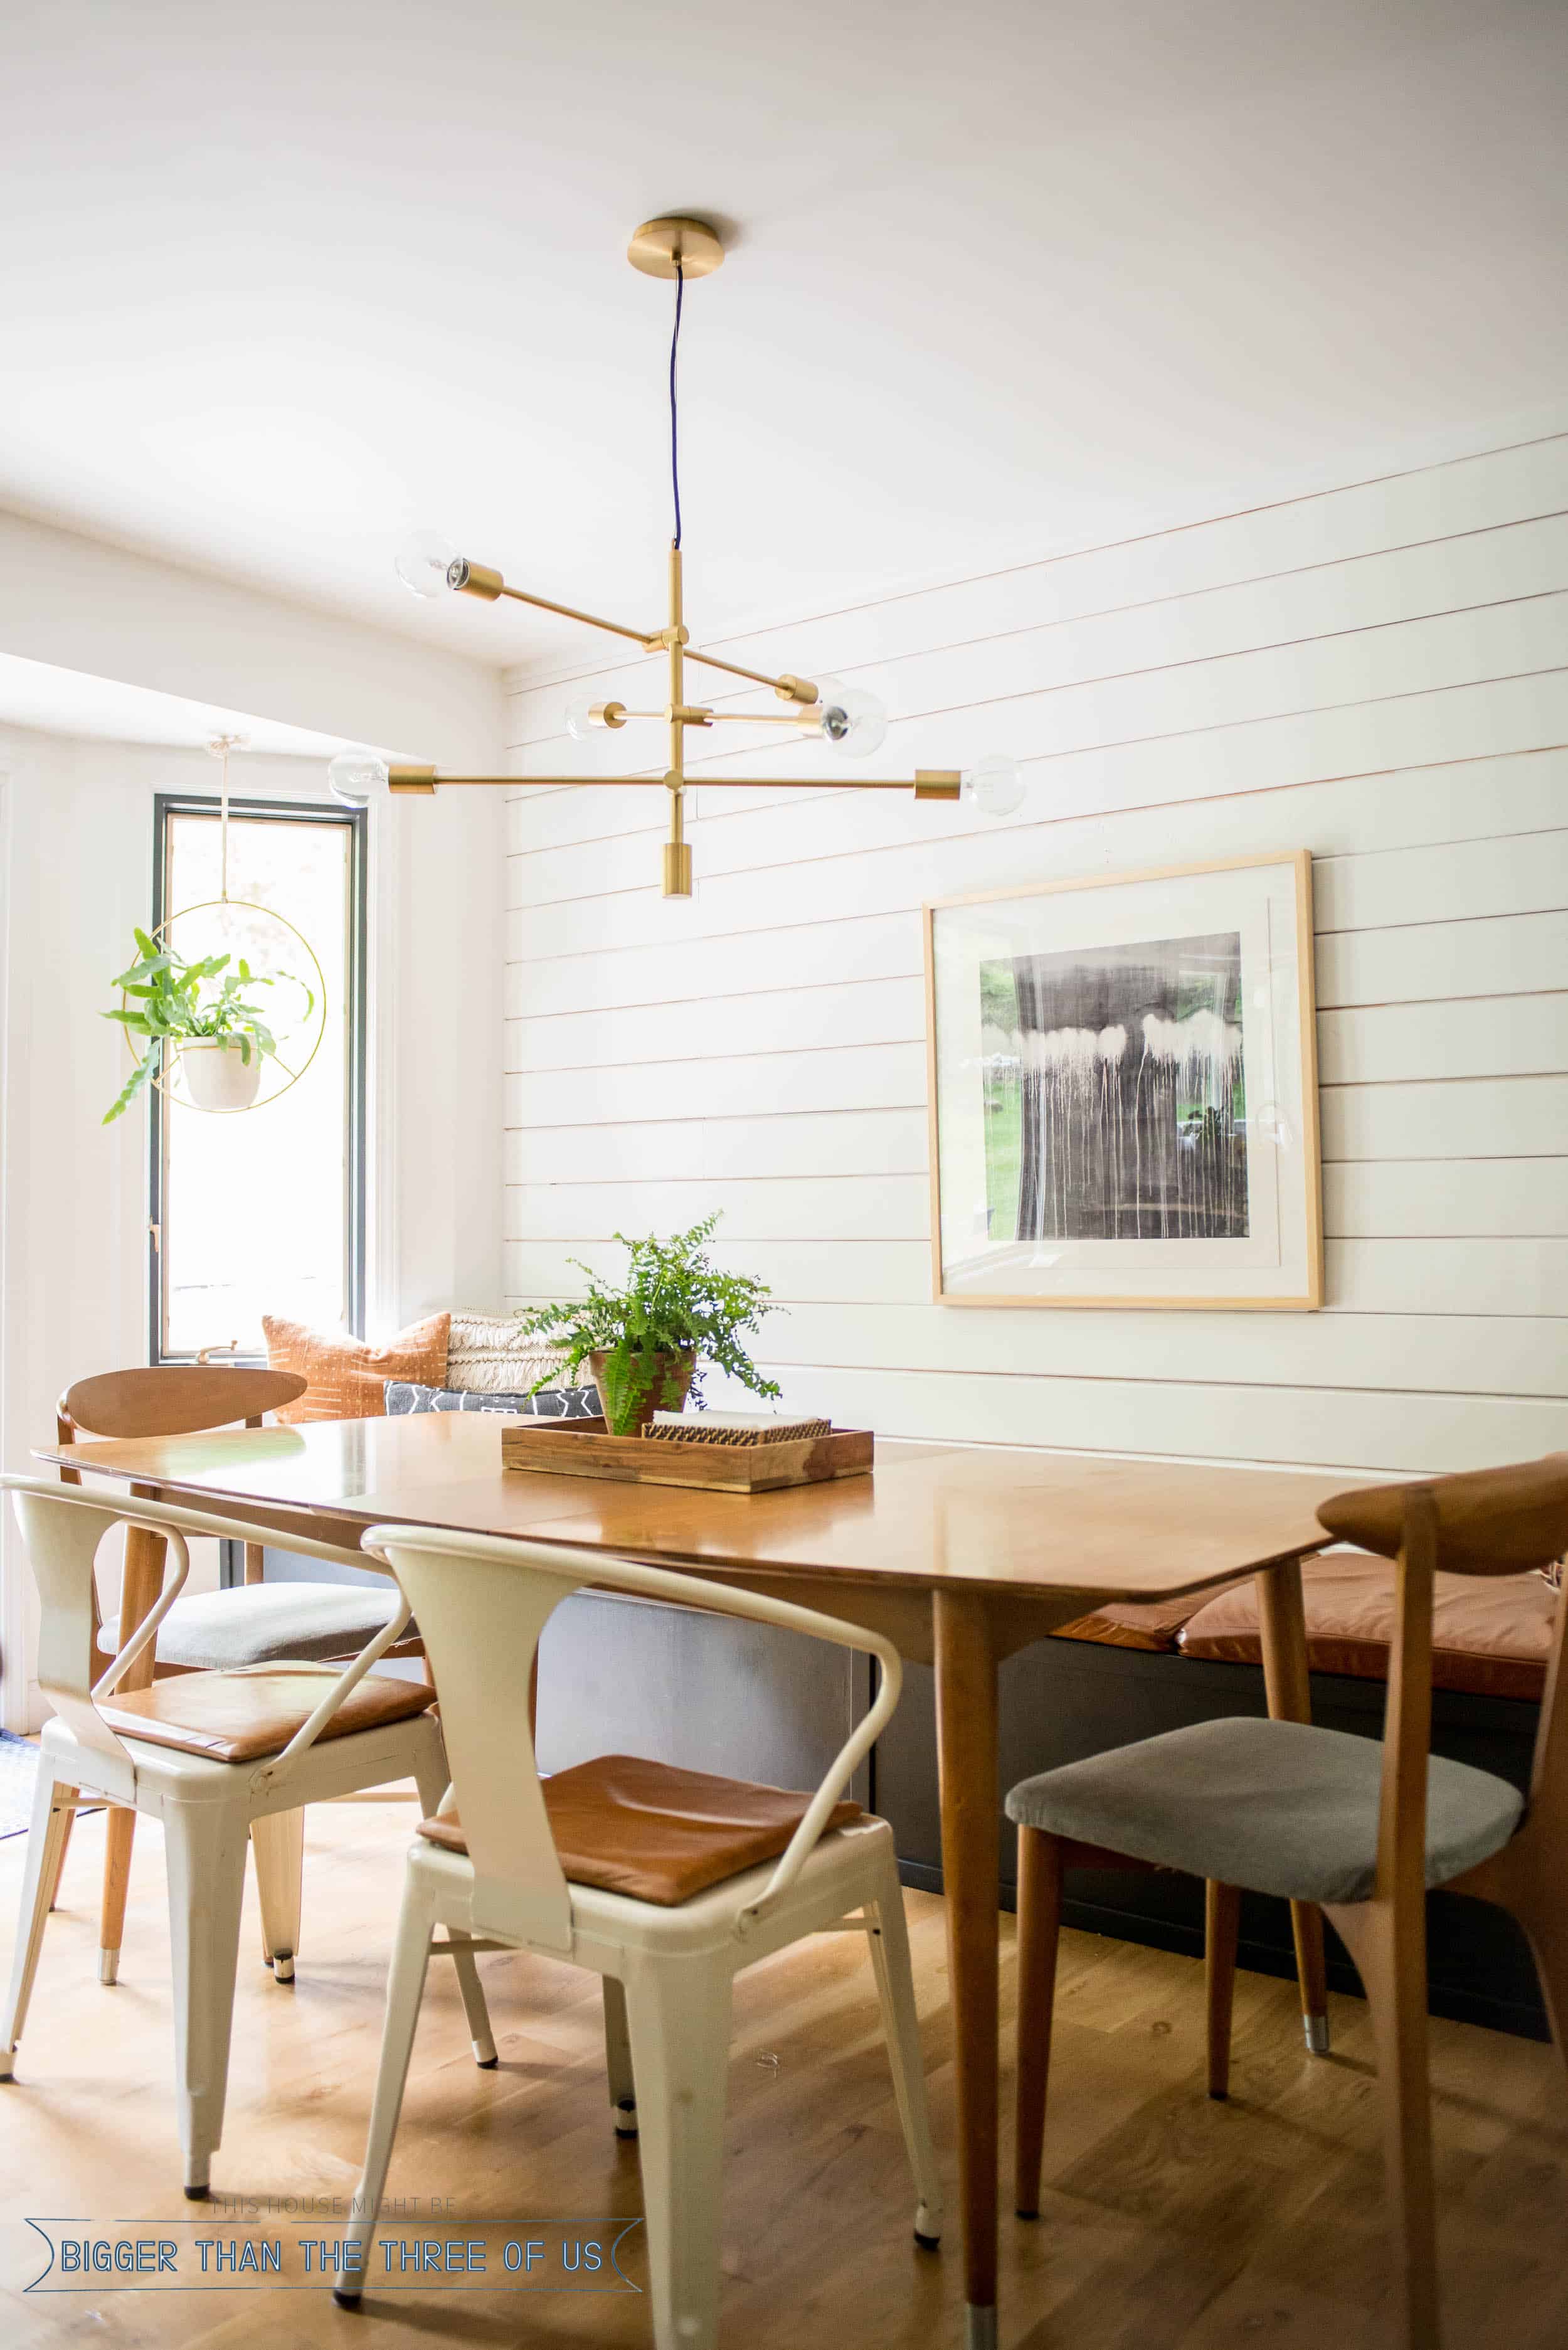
[98,1664,437,1763]
[1179,1553,1559,1703]
[418,1752,863,1906]
[1053,1582,1252,1654]
[1318,1455,1568,1575]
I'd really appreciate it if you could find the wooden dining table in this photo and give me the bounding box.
[39,1413,1352,2349]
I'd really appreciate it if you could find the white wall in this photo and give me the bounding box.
[0,510,504,767]
[501,430,1568,1478]
[0,726,504,1726]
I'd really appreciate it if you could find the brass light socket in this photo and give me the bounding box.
[774,674,820,706]
[388,764,439,794]
[913,770,962,800]
[662,842,693,896]
[593,701,628,730]
[451,558,504,601]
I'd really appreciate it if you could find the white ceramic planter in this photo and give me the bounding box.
[181,1038,263,1112]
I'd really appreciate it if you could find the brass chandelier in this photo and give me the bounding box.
[329,216,1025,895]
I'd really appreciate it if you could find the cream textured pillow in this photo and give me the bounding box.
[447,1310,569,1395]
[262,1314,451,1423]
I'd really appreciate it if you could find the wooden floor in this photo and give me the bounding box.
[3,1795,1566,2349]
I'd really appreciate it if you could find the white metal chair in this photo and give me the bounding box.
[55,1365,425,1986]
[334,1521,944,2349]
[0,1477,494,2198]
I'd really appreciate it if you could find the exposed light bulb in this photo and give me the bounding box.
[327,750,390,807]
[815,679,889,760]
[564,696,599,743]
[961,755,1026,817]
[394,529,463,600]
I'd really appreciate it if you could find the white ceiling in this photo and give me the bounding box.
[2,0,1565,674]
[0,653,351,756]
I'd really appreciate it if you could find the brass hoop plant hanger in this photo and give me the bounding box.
[331,216,1026,895]
[122,735,329,1114]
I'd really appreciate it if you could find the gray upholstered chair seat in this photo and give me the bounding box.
[97,1582,412,1672]
[1005,1716,1524,1906]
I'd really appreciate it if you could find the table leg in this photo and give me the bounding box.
[1257,1556,1330,2054]
[934,1588,1000,2350]
[98,1522,168,1985]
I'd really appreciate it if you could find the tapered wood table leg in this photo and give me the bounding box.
[98,1522,167,1985]
[934,1588,1000,2350]
[1257,1555,1332,2054]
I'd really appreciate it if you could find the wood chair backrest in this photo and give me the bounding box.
[1316,1455,1568,1906]
[359,1520,904,1955]
[56,1367,308,1484]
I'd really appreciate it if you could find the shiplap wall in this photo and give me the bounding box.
[499,432,1568,1477]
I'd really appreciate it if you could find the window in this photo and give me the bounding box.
[149,794,367,1362]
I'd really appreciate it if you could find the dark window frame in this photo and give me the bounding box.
[147,790,369,1367]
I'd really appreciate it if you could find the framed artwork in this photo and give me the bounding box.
[924,852,1322,1309]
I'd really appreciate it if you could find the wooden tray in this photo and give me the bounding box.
[501,1417,874,1493]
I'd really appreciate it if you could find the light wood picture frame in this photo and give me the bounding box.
[924,851,1323,1310]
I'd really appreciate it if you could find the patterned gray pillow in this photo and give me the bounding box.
[384,1381,600,1419]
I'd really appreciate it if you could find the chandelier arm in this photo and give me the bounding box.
[681,646,820,703]
[494,581,665,648]
[388,769,960,797]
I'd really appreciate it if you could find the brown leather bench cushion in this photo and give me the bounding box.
[1054,1583,1251,1654]
[1179,1554,1558,1703]
[98,1663,437,1762]
[418,1752,863,1906]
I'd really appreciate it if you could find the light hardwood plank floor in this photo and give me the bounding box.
[2,1792,1565,2348]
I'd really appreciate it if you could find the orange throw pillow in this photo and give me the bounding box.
[262,1314,450,1424]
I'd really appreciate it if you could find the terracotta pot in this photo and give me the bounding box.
[181,1038,263,1112]
[587,1348,695,1435]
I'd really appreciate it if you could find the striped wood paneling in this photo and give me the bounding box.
[501,432,1568,1475]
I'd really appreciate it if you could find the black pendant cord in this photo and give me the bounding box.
[670,258,684,550]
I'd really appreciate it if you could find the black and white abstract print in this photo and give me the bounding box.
[982,932,1249,1243]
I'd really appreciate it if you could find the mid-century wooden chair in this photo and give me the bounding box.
[1005,1454,1568,2350]
[0,1478,490,2198]
[333,1520,944,2349]
[54,1367,420,1984]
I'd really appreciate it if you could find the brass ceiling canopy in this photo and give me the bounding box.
[626,214,726,281]
[329,216,1024,894]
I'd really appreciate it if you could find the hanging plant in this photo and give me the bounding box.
[101,928,313,1124]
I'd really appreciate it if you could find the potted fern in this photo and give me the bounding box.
[102,930,310,1122]
[514,1215,781,1435]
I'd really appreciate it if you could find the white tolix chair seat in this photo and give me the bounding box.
[0,1478,491,2197]
[334,1522,945,2350]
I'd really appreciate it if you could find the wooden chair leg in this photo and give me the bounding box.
[1013,1826,1063,2221]
[1205,1880,1241,2099]
[1508,1894,1568,2095]
[1291,1900,1332,2054]
[252,1809,304,1982]
[1332,1900,1441,2350]
[98,1808,137,1985]
[97,1523,167,1983]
